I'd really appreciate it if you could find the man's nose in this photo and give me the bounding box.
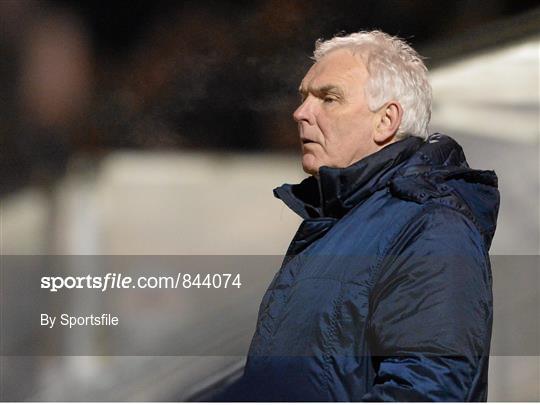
[293,98,315,124]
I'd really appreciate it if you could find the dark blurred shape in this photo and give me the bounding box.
[1,3,93,195]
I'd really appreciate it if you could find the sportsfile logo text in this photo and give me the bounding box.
[40,272,242,292]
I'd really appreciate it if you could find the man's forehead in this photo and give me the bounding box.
[299,50,368,91]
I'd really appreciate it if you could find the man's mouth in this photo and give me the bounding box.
[301,139,316,145]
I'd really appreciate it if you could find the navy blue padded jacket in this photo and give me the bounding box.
[219,134,499,401]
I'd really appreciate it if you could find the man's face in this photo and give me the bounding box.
[294,48,381,175]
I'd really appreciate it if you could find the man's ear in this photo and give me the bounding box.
[373,101,403,144]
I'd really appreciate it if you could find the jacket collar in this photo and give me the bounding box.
[274,136,425,219]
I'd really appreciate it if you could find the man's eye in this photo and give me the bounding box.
[323,97,336,103]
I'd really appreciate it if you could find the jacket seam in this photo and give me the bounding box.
[366,204,438,294]
[253,254,307,356]
[321,281,345,399]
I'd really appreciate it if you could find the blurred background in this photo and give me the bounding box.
[1,0,539,401]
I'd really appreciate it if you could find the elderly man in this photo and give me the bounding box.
[219,30,499,401]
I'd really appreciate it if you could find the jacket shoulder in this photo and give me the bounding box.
[381,202,489,259]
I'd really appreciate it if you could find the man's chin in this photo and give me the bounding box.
[302,155,321,176]
[302,164,320,176]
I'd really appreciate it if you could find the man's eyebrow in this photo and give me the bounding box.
[298,84,344,97]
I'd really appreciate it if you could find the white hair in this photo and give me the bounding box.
[313,30,432,139]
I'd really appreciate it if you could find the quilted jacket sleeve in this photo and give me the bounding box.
[362,207,493,402]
